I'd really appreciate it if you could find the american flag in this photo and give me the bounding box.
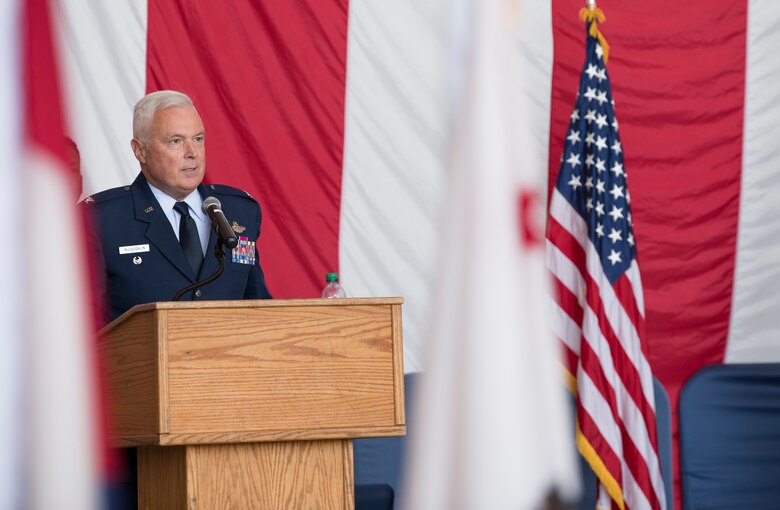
[546,12,666,510]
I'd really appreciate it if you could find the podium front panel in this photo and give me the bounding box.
[165,303,397,435]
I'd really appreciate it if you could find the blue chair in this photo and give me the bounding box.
[354,373,419,510]
[354,484,394,510]
[679,363,780,510]
[574,377,674,510]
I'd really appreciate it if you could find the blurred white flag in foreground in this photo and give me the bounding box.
[0,0,105,507]
[401,0,579,509]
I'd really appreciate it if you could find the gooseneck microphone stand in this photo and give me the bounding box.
[171,241,228,302]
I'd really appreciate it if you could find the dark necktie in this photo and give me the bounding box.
[173,201,203,276]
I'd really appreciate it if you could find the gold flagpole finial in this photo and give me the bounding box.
[578,0,609,63]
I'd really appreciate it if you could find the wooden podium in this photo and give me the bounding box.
[99,298,405,510]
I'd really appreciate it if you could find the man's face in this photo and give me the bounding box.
[132,105,205,200]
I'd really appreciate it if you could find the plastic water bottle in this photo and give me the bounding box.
[321,272,347,298]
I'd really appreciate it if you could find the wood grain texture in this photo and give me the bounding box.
[137,446,187,510]
[154,425,406,446]
[342,440,355,510]
[100,311,160,441]
[157,310,170,433]
[186,440,351,510]
[165,304,397,434]
[391,304,406,426]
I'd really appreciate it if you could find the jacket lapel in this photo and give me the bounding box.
[131,173,197,282]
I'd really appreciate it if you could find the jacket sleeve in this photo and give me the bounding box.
[82,203,111,328]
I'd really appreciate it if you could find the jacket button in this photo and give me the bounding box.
[194,289,203,299]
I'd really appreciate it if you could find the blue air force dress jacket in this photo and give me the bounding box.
[85,172,272,325]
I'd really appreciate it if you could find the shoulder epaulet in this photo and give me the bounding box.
[207,183,256,201]
[82,184,132,205]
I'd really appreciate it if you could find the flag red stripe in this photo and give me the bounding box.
[613,270,644,330]
[620,439,660,510]
[23,0,66,156]
[559,338,580,377]
[146,0,349,299]
[553,276,584,332]
[548,215,586,269]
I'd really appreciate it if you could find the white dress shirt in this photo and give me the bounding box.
[147,182,211,256]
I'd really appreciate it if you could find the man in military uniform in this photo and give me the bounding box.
[85,90,272,326]
[86,90,273,509]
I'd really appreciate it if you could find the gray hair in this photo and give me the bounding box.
[132,90,195,143]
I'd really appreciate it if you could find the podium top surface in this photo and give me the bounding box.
[102,297,404,335]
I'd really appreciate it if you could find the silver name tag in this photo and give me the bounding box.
[119,244,150,255]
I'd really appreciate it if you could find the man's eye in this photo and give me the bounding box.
[195,136,204,143]
[171,138,182,144]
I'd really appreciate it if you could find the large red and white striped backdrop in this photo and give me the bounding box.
[54,0,780,508]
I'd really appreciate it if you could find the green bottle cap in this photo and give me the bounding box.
[326,272,339,282]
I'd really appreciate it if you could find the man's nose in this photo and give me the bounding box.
[184,139,197,158]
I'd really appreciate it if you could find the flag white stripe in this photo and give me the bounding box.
[53,0,146,197]
[552,300,582,356]
[546,240,587,306]
[624,261,645,317]
[549,189,588,250]
[622,462,653,510]
[340,0,449,373]
[726,0,780,362]
[578,370,623,459]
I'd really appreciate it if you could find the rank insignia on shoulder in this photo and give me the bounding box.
[144,206,154,213]
[231,221,246,234]
[232,236,256,265]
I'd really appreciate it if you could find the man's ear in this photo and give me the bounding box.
[130,138,146,164]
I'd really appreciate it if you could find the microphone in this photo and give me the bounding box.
[202,196,238,249]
